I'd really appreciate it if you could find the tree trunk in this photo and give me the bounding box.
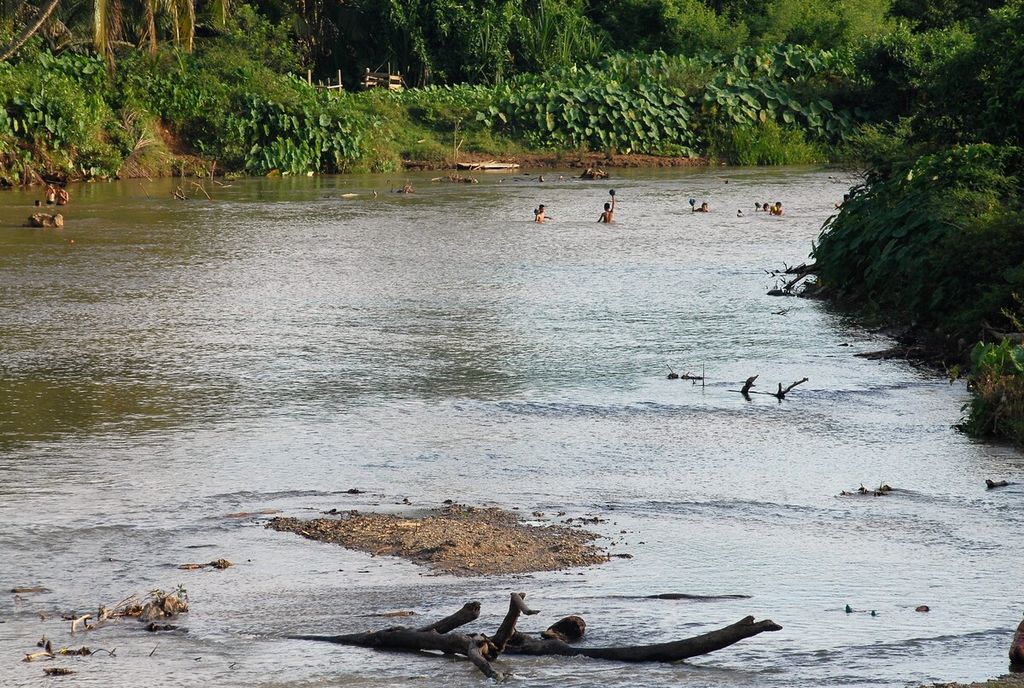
[506,615,782,662]
[0,0,62,62]
[289,596,782,680]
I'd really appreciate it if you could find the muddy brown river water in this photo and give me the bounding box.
[1,167,1022,687]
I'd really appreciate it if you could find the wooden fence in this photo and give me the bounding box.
[304,68,405,92]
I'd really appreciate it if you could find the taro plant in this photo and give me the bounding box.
[226,82,365,175]
[478,53,705,155]
[477,48,863,158]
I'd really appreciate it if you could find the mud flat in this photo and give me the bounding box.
[267,504,608,575]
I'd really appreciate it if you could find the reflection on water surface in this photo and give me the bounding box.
[1,168,1021,688]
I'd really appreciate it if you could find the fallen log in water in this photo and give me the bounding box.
[766,262,819,296]
[730,375,809,400]
[772,377,808,399]
[290,592,781,679]
[505,614,781,662]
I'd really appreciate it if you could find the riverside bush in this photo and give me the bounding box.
[813,144,1024,336]
[119,45,365,174]
[0,51,121,178]
[960,340,1024,444]
[710,120,824,165]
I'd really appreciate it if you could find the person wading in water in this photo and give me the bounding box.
[598,189,616,223]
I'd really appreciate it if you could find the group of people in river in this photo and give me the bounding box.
[26,184,70,228]
[34,184,70,207]
[534,188,618,224]
[533,190,786,224]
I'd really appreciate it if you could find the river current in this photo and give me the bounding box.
[1,167,1021,687]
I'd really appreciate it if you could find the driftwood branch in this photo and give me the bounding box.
[767,262,818,296]
[740,375,758,395]
[505,615,781,661]
[295,627,501,679]
[466,640,501,679]
[666,364,704,381]
[190,182,212,200]
[290,596,781,680]
[773,377,808,399]
[491,593,538,655]
[731,375,758,398]
[733,375,808,401]
[781,263,818,291]
[782,262,818,275]
[417,601,480,633]
[70,614,92,634]
[982,322,1024,344]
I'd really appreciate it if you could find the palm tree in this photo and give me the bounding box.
[0,0,62,61]
[3,0,206,64]
[92,0,195,60]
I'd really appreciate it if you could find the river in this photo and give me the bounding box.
[1,167,1021,687]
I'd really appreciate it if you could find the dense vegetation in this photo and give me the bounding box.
[2,1,1023,438]
[810,0,1024,444]
[0,0,954,181]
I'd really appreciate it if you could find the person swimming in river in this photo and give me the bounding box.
[45,184,57,205]
[692,201,710,213]
[598,189,616,223]
[769,202,784,216]
[55,187,69,206]
[534,204,550,223]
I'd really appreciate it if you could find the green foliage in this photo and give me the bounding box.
[347,85,527,171]
[513,0,607,73]
[331,0,524,86]
[119,37,365,175]
[698,45,860,142]
[917,0,1024,148]
[478,48,860,158]
[218,3,304,73]
[480,53,701,155]
[888,0,1003,31]
[756,0,894,48]
[226,85,364,174]
[394,84,496,127]
[959,339,1024,443]
[1,0,1014,181]
[839,119,928,181]
[813,144,1024,335]
[0,50,121,178]
[585,0,674,52]
[657,0,749,55]
[710,120,824,164]
[589,0,889,56]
